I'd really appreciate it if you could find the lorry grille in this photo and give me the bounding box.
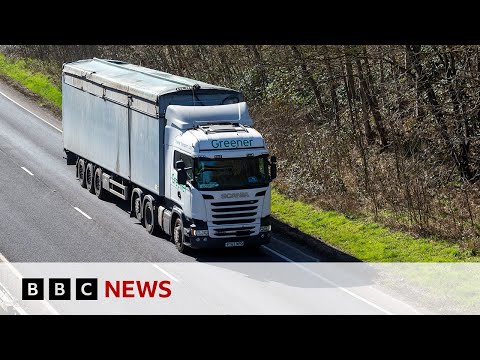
[210,200,259,226]
[207,199,260,237]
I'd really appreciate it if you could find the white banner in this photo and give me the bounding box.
[1,262,480,315]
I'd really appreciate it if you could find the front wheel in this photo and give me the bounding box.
[173,217,188,254]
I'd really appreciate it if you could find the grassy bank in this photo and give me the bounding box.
[1,51,477,262]
[0,53,61,108]
[271,190,479,262]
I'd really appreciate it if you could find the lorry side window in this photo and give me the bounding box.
[174,151,194,180]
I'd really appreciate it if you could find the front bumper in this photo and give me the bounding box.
[185,232,271,249]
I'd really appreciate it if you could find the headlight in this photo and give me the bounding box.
[191,229,209,237]
[260,225,271,232]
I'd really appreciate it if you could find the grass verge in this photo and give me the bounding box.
[0,53,61,108]
[2,51,477,263]
[271,189,479,262]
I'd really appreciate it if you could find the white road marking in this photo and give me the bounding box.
[262,245,393,315]
[74,207,92,220]
[0,253,58,315]
[262,245,295,262]
[21,166,34,176]
[151,264,180,283]
[270,235,319,262]
[0,90,63,133]
[0,283,27,315]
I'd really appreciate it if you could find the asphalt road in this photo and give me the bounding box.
[0,84,294,262]
[0,80,422,314]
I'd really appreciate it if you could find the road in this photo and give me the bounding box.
[0,80,422,314]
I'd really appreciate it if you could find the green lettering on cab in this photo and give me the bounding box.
[211,139,253,148]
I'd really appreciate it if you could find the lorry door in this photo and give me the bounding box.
[172,150,193,214]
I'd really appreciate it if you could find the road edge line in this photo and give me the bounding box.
[262,245,394,315]
[152,264,180,283]
[0,90,63,133]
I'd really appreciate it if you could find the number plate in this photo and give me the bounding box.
[225,241,245,247]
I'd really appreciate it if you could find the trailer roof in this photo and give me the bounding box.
[62,58,236,103]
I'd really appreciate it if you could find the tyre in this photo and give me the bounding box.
[78,159,86,188]
[85,162,95,194]
[132,192,143,223]
[144,199,156,235]
[173,216,188,253]
[94,167,106,200]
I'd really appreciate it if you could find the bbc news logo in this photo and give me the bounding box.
[22,278,171,300]
[22,278,98,300]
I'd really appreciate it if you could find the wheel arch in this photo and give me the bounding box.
[171,207,183,235]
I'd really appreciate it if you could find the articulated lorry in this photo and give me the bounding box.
[62,58,277,253]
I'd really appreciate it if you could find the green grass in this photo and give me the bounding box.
[271,189,480,262]
[0,53,61,108]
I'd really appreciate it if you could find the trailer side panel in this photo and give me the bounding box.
[129,109,164,195]
[62,81,130,179]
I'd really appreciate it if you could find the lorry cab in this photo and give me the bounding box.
[164,102,276,251]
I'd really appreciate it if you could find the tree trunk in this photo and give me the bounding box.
[362,46,389,148]
[444,49,473,181]
[324,47,340,128]
[344,48,375,145]
[355,55,387,147]
[290,45,329,120]
[247,45,267,91]
[406,45,473,181]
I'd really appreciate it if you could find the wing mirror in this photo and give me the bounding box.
[270,155,277,181]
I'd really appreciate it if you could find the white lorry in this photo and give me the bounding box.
[62,58,276,253]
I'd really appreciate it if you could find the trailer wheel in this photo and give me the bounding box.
[173,217,188,253]
[78,159,86,188]
[94,167,106,200]
[85,163,95,194]
[144,199,156,235]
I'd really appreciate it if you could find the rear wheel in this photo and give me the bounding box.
[94,167,105,200]
[144,199,156,235]
[85,163,95,194]
[78,159,86,188]
[173,217,188,253]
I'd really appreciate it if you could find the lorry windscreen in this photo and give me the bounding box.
[194,156,269,191]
